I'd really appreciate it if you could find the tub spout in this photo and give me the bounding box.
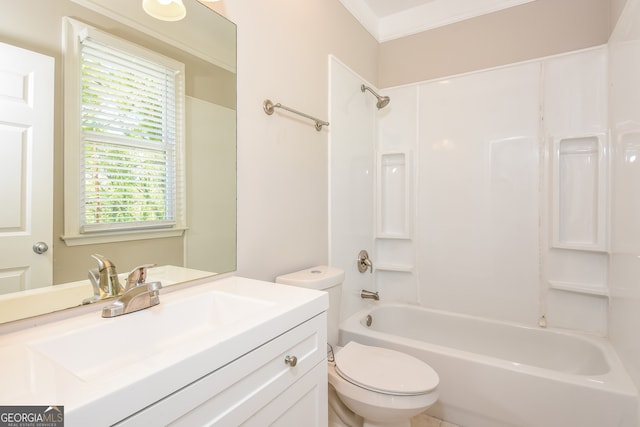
[360,289,379,301]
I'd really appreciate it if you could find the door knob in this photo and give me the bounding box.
[33,242,49,254]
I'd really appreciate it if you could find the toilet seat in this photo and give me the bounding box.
[334,341,439,396]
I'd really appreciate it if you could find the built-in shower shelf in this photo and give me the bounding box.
[376,151,412,239]
[551,134,608,251]
[549,280,609,297]
[376,263,413,273]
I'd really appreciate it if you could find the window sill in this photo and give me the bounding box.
[60,227,186,246]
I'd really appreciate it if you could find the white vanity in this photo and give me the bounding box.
[0,276,328,426]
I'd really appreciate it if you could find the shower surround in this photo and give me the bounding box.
[330,46,609,335]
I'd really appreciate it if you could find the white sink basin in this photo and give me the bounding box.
[29,291,273,380]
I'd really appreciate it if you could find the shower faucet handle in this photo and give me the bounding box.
[357,250,373,274]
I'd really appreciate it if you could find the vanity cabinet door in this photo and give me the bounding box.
[115,312,327,427]
[242,361,327,427]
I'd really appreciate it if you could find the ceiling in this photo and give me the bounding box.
[339,0,537,42]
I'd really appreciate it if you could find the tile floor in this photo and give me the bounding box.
[411,413,461,427]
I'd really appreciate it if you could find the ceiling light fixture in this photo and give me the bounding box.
[142,0,187,21]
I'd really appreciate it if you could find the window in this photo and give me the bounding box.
[62,17,186,244]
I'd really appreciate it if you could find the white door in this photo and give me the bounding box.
[0,42,54,294]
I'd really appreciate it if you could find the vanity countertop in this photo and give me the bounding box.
[0,276,328,426]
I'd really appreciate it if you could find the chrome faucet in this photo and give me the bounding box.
[360,289,379,301]
[102,281,162,318]
[102,264,162,318]
[102,264,162,317]
[83,254,124,304]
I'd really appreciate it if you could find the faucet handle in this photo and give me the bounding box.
[357,250,373,274]
[87,254,123,299]
[126,264,156,291]
[91,253,114,270]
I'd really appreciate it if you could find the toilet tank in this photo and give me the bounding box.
[275,265,344,347]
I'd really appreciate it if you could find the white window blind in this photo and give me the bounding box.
[79,36,181,232]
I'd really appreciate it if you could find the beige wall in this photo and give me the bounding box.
[379,0,613,87]
[611,0,629,28]
[203,0,378,281]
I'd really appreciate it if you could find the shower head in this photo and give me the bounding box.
[361,84,390,109]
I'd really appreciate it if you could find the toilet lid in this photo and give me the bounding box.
[334,341,439,396]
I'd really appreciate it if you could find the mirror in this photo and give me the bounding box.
[0,0,236,322]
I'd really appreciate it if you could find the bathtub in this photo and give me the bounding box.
[339,303,638,427]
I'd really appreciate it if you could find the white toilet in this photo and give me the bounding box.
[276,266,439,427]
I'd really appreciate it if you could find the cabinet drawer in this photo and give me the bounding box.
[116,312,327,426]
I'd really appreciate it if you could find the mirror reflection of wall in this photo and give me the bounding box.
[0,0,236,319]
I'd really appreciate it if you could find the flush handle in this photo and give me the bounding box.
[284,355,298,367]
